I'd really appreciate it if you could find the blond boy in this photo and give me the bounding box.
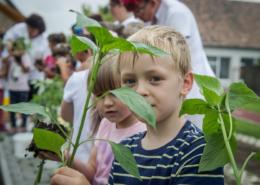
[108,25,224,185]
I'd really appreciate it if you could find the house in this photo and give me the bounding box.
[182,0,260,94]
[0,0,24,36]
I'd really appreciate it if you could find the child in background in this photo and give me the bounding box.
[108,25,224,184]
[50,57,146,185]
[42,33,66,78]
[7,38,32,132]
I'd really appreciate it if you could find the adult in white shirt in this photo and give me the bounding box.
[122,0,215,128]
[61,70,92,162]
[3,14,50,100]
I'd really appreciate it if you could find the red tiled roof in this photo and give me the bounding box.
[181,0,260,49]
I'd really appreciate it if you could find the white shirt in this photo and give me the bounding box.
[155,0,215,127]
[63,70,92,162]
[7,53,32,91]
[3,23,50,81]
[114,15,142,27]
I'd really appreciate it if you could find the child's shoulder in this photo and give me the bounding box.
[120,131,145,146]
[175,121,205,149]
[174,121,206,164]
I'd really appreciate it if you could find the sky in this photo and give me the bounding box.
[12,0,109,34]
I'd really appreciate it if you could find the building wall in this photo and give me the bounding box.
[0,11,15,34]
[205,47,260,88]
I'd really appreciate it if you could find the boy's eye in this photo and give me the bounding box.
[122,79,136,86]
[150,76,161,83]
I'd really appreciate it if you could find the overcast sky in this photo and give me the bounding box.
[12,0,109,34]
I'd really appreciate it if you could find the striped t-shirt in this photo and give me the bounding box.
[108,121,224,185]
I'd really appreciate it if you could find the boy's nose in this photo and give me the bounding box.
[135,82,148,97]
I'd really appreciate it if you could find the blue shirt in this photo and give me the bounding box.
[108,121,224,185]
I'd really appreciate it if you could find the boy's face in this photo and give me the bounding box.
[120,54,192,124]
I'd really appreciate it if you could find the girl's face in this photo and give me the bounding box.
[96,94,133,126]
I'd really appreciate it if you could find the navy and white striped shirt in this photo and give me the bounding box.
[108,121,224,185]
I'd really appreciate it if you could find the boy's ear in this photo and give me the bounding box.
[181,72,193,96]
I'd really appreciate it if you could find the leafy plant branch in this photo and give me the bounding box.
[180,74,260,185]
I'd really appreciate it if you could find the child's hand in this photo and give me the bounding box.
[51,167,91,185]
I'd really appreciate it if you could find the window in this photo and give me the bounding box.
[241,58,254,67]
[220,57,230,78]
[207,56,231,79]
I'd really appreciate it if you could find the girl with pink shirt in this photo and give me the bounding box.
[50,57,146,185]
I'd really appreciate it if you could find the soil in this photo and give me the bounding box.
[26,120,68,157]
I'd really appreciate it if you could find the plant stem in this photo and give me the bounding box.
[217,106,240,185]
[225,93,233,140]
[34,159,45,185]
[67,53,102,166]
[239,152,256,181]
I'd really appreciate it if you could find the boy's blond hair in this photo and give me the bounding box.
[118,25,191,76]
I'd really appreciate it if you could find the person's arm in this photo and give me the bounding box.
[61,101,74,124]
[51,167,91,185]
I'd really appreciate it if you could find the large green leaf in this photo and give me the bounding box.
[33,128,66,158]
[102,39,169,57]
[203,110,220,142]
[202,86,222,106]
[72,10,101,28]
[70,35,97,55]
[132,42,169,56]
[0,102,50,120]
[228,82,260,111]
[194,74,224,96]
[109,142,141,180]
[111,87,156,128]
[199,133,236,172]
[102,37,135,53]
[179,99,210,116]
[88,26,114,46]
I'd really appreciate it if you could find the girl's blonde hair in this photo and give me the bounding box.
[118,25,191,77]
[89,55,120,136]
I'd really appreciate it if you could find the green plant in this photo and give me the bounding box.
[0,12,166,184]
[180,74,260,185]
[31,76,64,122]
